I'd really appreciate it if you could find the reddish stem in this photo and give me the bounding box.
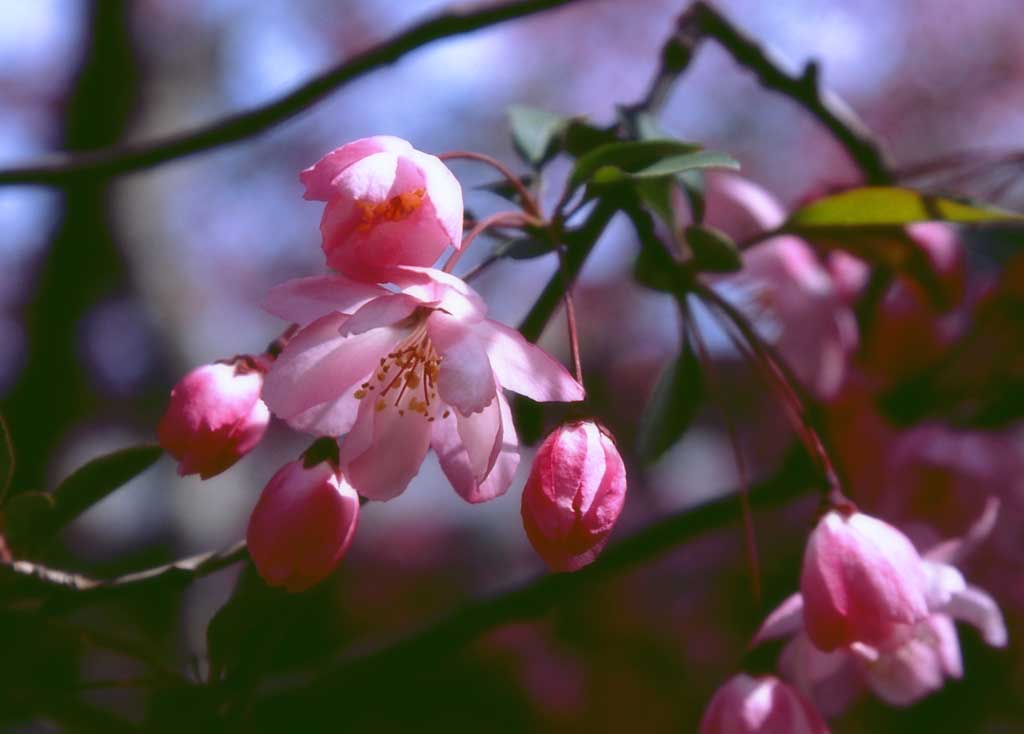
[682,299,761,605]
[442,211,529,273]
[438,150,542,218]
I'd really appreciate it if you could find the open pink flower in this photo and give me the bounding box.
[521,421,627,572]
[301,136,463,281]
[755,502,1006,712]
[800,509,929,651]
[261,267,584,502]
[699,674,829,734]
[247,454,360,592]
[158,361,270,479]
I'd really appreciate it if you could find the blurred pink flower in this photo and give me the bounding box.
[703,174,857,400]
[261,267,583,501]
[157,361,269,479]
[301,136,463,282]
[756,503,1006,711]
[246,454,359,593]
[800,509,929,651]
[699,674,829,734]
[521,421,627,572]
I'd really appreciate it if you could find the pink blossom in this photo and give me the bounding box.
[699,674,829,734]
[157,361,270,479]
[702,174,857,400]
[301,136,463,282]
[521,421,627,572]
[246,455,359,592]
[756,503,1006,711]
[800,509,929,651]
[261,267,584,502]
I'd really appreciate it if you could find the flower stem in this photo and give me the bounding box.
[442,211,531,273]
[438,150,542,218]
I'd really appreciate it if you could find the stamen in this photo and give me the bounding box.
[356,188,426,232]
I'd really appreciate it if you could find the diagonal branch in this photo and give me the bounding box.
[0,0,589,186]
[252,451,818,712]
[0,540,247,606]
[677,2,891,185]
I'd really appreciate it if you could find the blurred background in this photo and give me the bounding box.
[2,0,1024,731]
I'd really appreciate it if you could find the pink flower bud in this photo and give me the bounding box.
[300,136,463,282]
[246,457,359,592]
[801,509,929,651]
[700,674,829,734]
[521,421,627,573]
[158,362,270,479]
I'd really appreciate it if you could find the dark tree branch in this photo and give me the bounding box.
[252,451,818,715]
[0,0,589,186]
[0,540,247,605]
[678,2,891,185]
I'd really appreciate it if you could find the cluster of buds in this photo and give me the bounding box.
[157,137,628,592]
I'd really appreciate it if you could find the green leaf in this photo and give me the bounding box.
[633,177,676,231]
[638,333,703,464]
[570,140,702,188]
[500,237,554,260]
[0,415,13,503]
[562,120,619,158]
[624,205,681,293]
[7,444,164,551]
[784,187,1024,229]
[631,150,740,179]
[507,105,568,168]
[50,444,163,528]
[686,225,742,273]
[476,174,536,204]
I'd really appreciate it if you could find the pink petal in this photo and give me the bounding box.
[339,293,426,336]
[752,593,805,646]
[432,391,519,503]
[428,310,496,415]
[262,314,402,435]
[263,275,388,326]
[946,585,1007,647]
[339,399,433,500]
[406,149,464,247]
[331,150,400,203]
[300,136,413,201]
[388,266,487,320]
[478,320,584,403]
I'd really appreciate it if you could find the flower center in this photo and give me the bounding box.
[353,322,449,421]
[356,188,426,232]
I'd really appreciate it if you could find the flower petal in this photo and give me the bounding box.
[432,390,519,503]
[946,585,1007,647]
[263,275,388,326]
[331,150,399,203]
[340,293,426,336]
[262,314,402,435]
[428,310,496,415]
[406,149,463,246]
[300,136,412,201]
[478,320,584,403]
[752,593,804,646]
[339,400,432,500]
[388,266,487,320]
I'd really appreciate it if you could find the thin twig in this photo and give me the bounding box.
[0,540,247,605]
[681,296,761,605]
[443,211,531,273]
[694,281,844,501]
[0,0,590,186]
[679,2,891,184]
[440,151,542,217]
